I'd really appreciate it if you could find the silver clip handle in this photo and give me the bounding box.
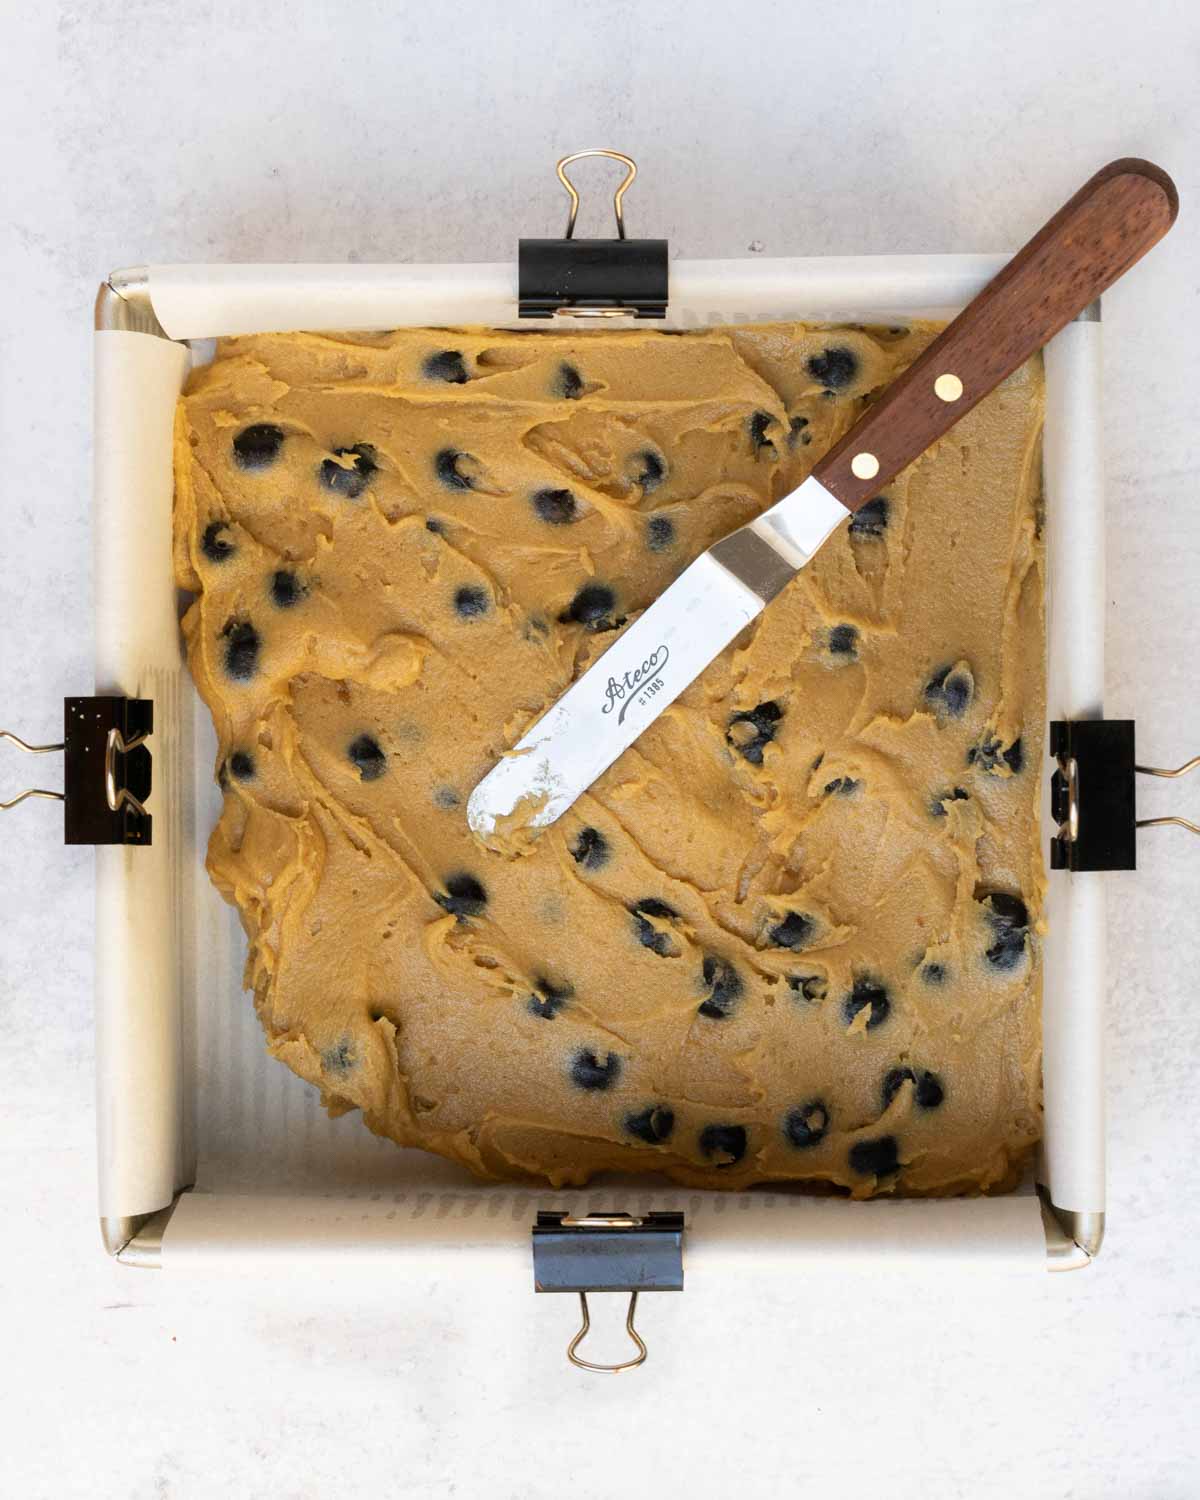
[566,1291,648,1374]
[556,149,638,240]
[104,727,149,816]
[0,728,64,812]
[1135,752,1199,838]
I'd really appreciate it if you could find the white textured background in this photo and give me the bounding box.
[2,3,1198,1496]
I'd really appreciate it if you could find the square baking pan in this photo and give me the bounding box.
[89,249,1108,1305]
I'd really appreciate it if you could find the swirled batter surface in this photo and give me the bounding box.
[174,321,1045,1194]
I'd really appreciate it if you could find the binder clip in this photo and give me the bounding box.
[1050,719,1197,871]
[532,1210,684,1372]
[519,150,669,319]
[1,696,153,846]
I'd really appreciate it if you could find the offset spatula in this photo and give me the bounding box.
[468,159,1177,843]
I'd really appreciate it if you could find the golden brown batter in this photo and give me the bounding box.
[174,322,1045,1195]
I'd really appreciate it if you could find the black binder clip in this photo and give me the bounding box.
[532,1210,684,1372]
[1050,719,1197,871]
[519,150,668,320]
[1,696,153,845]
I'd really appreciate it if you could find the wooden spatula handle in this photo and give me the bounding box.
[814,158,1178,511]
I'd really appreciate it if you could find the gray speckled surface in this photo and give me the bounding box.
[1,2,1198,1496]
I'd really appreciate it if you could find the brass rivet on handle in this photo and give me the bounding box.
[850,452,879,481]
[934,372,964,402]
